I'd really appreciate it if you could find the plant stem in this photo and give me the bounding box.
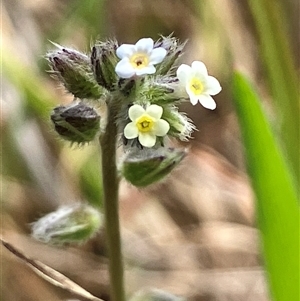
[100,104,125,301]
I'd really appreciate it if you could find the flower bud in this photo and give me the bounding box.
[139,76,180,105]
[129,288,185,301]
[32,204,103,245]
[91,40,119,91]
[47,44,104,99]
[162,108,195,141]
[51,102,100,144]
[121,148,186,187]
[154,35,185,76]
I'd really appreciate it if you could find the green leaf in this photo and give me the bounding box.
[232,72,299,301]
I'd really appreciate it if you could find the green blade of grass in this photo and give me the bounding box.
[248,0,299,185]
[232,72,299,301]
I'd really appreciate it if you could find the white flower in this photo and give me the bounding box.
[176,61,222,110]
[115,38,167,78]
[124,104,170,148]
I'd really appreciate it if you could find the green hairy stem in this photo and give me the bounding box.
[100,102,126,301]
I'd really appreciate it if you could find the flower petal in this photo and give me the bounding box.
[198,94,216,110]
[116,44,136,59]
[115,59,136,78]
[135,65,156,76]
[124,122,139,139]
[146,104,163,119]
[176,64,192,85]
[187,92,199,106]
[153,119,170,136]
[135,38,154,53]
[128,104,145,121]
[138,132,156,148]
[205,76,222,95]
[149,48,167,64]
[191,61,208,77]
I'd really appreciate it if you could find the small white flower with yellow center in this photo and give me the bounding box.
[115,38,167,78]
[124,104,170,148]
[176,61,222,110]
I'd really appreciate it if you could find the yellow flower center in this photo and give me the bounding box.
[130,53,149,69]
[189,77,204,95]
[136,114,154,132]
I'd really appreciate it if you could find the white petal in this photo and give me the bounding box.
[205,76,222,95]
[116,44,135,59]
[138,132,156,148]
[128,104,145,121]
[124,122,139,139]
[135,65,156,76]
[146,105,163,119]
[135,38,154,53]
[191,61,208,77]
[187,92,199,106]
[115,59,135,78]
[153,119,170,136]
[176,64,192,85]
[149,48,167,64]
[198,94,216,110]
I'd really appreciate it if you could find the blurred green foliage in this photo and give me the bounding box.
[232,1,299,300]
[233,72,299,301]
[248,0,299,187]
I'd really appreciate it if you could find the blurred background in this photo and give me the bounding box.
[1,0,299,300]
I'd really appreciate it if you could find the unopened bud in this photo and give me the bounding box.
[121,148,186,187]
[47,44,104,99]
[32,204,103,245]
[154,35,185,76]
[91,40,119,91]
[51,102,100,144]
[139,77,180,105]
[162,109,195,141]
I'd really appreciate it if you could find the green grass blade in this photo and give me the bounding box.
[232,72,299,301]
[248,0,299,185]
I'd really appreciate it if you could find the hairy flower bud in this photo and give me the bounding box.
[91,39,119,91]
[47,44,103,99]
[51,102,100,144]
[162,108,195,141]
[121,148,186,187]
[32,204,103,245]
[138,76,181,105]
[154,35,185,76]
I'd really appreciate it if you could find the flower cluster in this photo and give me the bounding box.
[115,38,221,147]
[114,37,221,148]
[47,35,221,186]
